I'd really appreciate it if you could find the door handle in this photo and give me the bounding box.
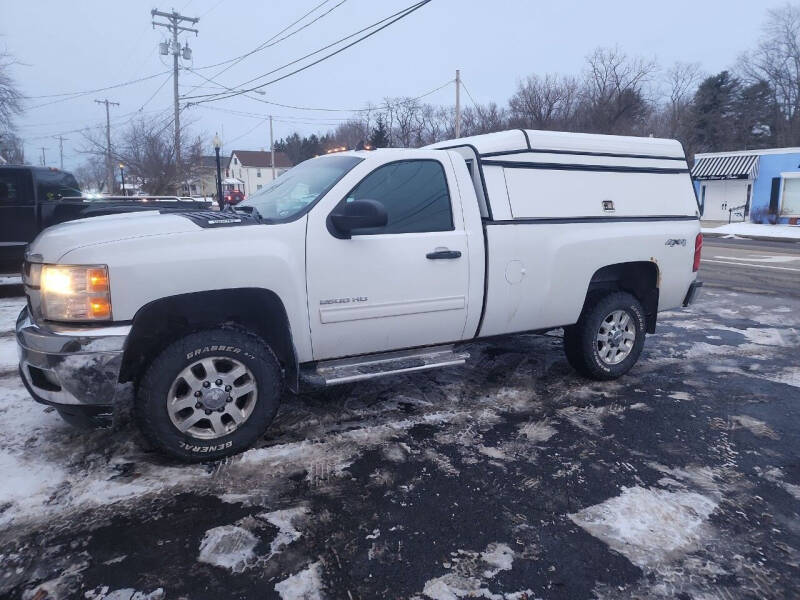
[426,248,462,260]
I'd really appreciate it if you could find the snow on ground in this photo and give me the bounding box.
[197,525,259,573]
[701,221,800,240]
[274,562,324,600]
[569,486,718,568]
[260,506,308,556]
[419,542,523,600]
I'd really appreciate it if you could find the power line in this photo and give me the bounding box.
[460,77,480,109]
[138,72,174,111]
[20,107,169,140]
[23,71,171,109]
[198,0,227,19]
[184,0,432,105]
[195,0,343,73]
[180,0,336,99]
[196,104,353,121]
[186,0,428,102]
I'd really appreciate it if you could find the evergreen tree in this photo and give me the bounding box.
[689,71,741,152]
[369,116,390,148]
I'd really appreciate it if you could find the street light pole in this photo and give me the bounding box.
[119,164,126,196]
[213,133,223,210]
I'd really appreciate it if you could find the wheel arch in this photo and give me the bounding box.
[119,288,298,392]
[585,261,660,333]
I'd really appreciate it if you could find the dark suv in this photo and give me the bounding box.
[0,165,211,271]
[0,166,81,269]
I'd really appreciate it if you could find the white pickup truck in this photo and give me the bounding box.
[16,129,702,461]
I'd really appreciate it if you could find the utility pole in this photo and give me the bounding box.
[269,115,275,180]
[455,69,461,139]
[95,99,119,193]
[55,135,68,170]
[39,147,47,166]
[152,8,199,193]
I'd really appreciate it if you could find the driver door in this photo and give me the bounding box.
[306,157,470,361]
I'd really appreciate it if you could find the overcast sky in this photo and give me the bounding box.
[1,0,785,170]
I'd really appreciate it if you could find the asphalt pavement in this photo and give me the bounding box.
[700,236,800,298]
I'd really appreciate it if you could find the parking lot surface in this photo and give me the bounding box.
[1,284,799,599]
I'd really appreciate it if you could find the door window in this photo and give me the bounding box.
[34,170,81,201]
[0,172,24,205]
[781,177,800,216]
[345,160,453,235]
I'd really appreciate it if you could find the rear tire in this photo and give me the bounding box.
[135,328,282,462]
[563,291,646,381]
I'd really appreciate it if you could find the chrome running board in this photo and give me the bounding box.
[303,345,469,386]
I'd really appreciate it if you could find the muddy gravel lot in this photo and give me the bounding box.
[0,288,799,599]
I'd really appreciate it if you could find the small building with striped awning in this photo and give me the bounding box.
[692,148,800,224]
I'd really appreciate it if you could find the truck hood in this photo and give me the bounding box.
[27,211,202,262]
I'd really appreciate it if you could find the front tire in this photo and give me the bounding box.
[563,291,646,381]
[135,329,282,462]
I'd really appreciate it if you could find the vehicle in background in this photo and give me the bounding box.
[222,179,245,205]
[223,189,245,205]
[16,129,702,461]
[0,165,213,270]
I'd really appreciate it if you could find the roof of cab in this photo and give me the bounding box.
[425,129,685,159]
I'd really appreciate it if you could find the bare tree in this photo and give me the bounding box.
[461,102,508,136]
[740,3,800,144]
[508,74,579,130]
[578,46,657,135]
[332,119,371,149]
[82,114,202,195]
[0,132,24,164]
[663,62,703,137]
[0,50,22,134]
[417,104,454,145]
[73,159,107,192]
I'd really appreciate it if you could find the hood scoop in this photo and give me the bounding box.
[164,210,261,228]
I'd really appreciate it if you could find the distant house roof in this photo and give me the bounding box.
[692,154,760,180]
[229,150,292,169]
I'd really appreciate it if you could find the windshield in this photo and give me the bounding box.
[239,155,362,221]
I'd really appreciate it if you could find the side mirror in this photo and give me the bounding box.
[329,199,388,238]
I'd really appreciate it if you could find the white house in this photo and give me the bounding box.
[226,150,292,197]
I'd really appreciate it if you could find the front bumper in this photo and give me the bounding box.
[16,306,130,415]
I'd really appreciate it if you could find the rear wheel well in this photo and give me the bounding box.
[585,262,659,333]
[119,288,297,391]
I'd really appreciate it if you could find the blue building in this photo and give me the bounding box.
[692,148,800,224]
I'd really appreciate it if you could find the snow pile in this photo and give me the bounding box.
[86,589,164,600]
[420,542,529,600]
[197,525,258,572]
[260,506,308,556]
[730,415,779,439]
[518,419,557,443]
[701,222,800,240]
[274,562,324,600]
[569,486,717,568]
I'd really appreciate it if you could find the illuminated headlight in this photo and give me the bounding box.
[40,264,112,321]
